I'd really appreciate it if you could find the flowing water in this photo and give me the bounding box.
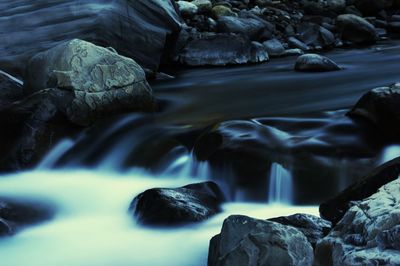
[1,41,400,265]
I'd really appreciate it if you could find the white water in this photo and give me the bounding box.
[379,145,400,164]
[0,170,317,266]
[268,163,293,204]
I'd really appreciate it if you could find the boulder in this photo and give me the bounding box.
[24,39,155,126]
[0,0,181,77]
[295,54,341,72]
[191,0,213,13]
[177,1,198,17]
[217,16,269,40]
[269,213,332,248]
[315,178,400,266]
[212,5,236,19]
[177,33,269,66]
[0,197,54,236]
[347,83,400,139]
[208,215,314,266]
[320,156,400,225]
[263,39,285,57]
[0,71,23,107]
[129,181,225,225]
[336,14,377,44]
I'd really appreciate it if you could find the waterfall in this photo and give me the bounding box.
[37,139,75,169]
[268,163,293,205]
[162,151,210,179]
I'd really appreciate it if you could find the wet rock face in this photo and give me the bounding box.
[0,198,54,237]
[176,33,269,66]
[25,39,155,126]
[208,215,314,266]
[0,72,23,107]
[315,178,400,266]
[336,14,377,44]
[347,83,400,139]
[129,181,225,226]
[320,156,400,225]
[295,53,340,72]
[0,0,181,77]
[269,213,332,248]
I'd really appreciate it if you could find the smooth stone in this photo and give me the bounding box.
[217,16,269,40]
[177,1,198,17]
[129,181,225,225]
[191,0,212,13]
[295,54,341,72]
[336,14,377,44]
[208,215,314,266]
[262,38,285,57]
[212,5,236,19]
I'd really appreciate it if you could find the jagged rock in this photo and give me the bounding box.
[208,215,314,266]
[177,33,269,66]
[25,39,155,126]
[336,14,377,44]
[129,181,225,225]
[320,156,400,225]
[295,54,340,72]
[347,83,400,139]
[0,71,23,107]
[269,213,332,248]
[315,178,400,266]
[0,0,181,77]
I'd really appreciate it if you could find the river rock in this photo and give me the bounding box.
[208,215,314,266]
[177,33,269,66]
[0,0,181,77]
[129,181,225,225]
[0,197,54,236]
[315,178,400,266]
[24,39,155,126]
[295,54,341,72]
[0,71,23,107]
[177,1,198,17]
[336,14,377,44]
[320,156,400,225]
[269,213,332,248]
[212,5,236,19]
[192,0,212,13]
[263,39,285,57]
[217,16,269,40]
[347,83,400,139]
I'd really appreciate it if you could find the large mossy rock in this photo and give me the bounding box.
[320,157,400,225]
[347,83,400,139]
[315,178,400,266]
[129,181,225,226]
[0,0,181,77]
[208,215,314,266]
[25,39,155,126]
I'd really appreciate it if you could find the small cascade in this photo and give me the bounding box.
[37,139,75,169]
[268,163,293,205]
[379,145,400,164]
[162,151,210,179]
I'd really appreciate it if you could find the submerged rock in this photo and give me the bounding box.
[347,83,400,139]
[25,39,155,126]
[320,156,400,225]
[129,181,224,226]
[177,33,269,66]
[315,178,400,266]
[208,215,314,266]
[269,213,332,248]
[0,0,181,77]
[295,54,341,72]
[0,197,54,237]
[336,14,377,44]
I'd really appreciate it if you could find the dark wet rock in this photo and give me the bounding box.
[212,5,236,19]
[0,72,23,107]
[0,198,54,236]
[177,33,269,66]
[288,37,309,51]
[0,0,181,77]
[295,54,340,72]
[297,23,335,49]
[191,0,212,13]
[347,83,400,139]
[217,16,269,40]
[320,156,400,225]
[336,14,377,44]
[25,39,155,126]
[208,215,314,266]
[177,1,198,17]
[129,181,225,226]
[269,213,332,248]
[263,38,285,57]
[315,178,400,266]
